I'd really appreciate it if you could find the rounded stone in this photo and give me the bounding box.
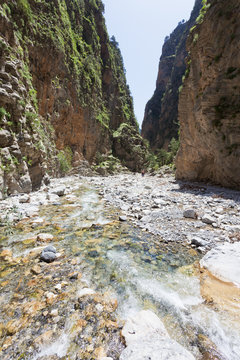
[42,245,56,254]
[40,251,56,263]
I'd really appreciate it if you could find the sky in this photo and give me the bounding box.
[102,0,195,127]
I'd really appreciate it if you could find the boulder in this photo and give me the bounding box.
[200,242,240,286]
[121,310,168,346]
[120,335,195,360]
[120,310,195,360]
[19,173,32,193]
[200,243,240,316]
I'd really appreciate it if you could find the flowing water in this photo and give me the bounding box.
[1,180,240,359]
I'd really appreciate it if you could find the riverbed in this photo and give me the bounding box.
[0,173,240,359]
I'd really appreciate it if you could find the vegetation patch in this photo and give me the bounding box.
[57,146,73,174]
[147,137,180,170]
[196,0,211,25]
[0,107,10,121]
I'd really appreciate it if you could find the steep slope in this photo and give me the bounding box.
[141,0,202,150]
[176,0,240,189]
[0,0,145,197]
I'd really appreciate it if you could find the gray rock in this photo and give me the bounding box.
[154,199,167,206]
[19,194,30,203]
[42,245,56,254]
[119,215,127,222]
[51,186,65,197]
[42,174,51,185]
[202,214,215,225]
[19,173,32,193]
[190,236,208,247]
[0,129,13,147]
[40,251,56,263]
[183,209,197,219]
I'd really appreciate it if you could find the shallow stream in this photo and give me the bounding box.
[1,180,240,359]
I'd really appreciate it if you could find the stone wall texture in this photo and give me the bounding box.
[176,0,240,189]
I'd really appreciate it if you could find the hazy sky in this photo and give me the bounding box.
[102,0,195,127]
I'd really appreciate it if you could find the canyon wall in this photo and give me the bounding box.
[0,0,146,197]
[141,0,202,150]
[176,0,240,189]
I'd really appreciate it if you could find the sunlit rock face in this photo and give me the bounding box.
[141,0,202,150]
[200,242,240,317]
[0,0,140,196]
[120,310,196,360]
[176,0,240,189]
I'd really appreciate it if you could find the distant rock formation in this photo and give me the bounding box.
[0,0,147,197]
[176,0,240,189]
[141,0,202,150]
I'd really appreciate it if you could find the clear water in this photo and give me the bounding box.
[1,182,240,359]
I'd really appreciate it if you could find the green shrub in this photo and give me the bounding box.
[0,107,10,120]
[154,137,180,168]
[17,0,32,20]
[57,146,73,174]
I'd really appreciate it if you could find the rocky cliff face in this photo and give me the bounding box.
[141,0,202,150]
[0,0,145,197]
[176,0,240,189]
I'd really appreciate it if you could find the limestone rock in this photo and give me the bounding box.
[19,194,30,203]
[31,265,42,275]
[78,288,96,298]
[200,243,240,316]
[200,242,240,287]
[0,0,142,197]
[37,233,54,243]
[142,0,202,150]
[0,129,13,147]
[190,236,208,248]
[202,215,215,225]
[120,310,195,360]
[119,215,127,222]
[183,209,198,219]
[51,186,66,197]
[176,0,240,189]
[121,310,168,346]
[19,173,32,193]
[120,336,195,360]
